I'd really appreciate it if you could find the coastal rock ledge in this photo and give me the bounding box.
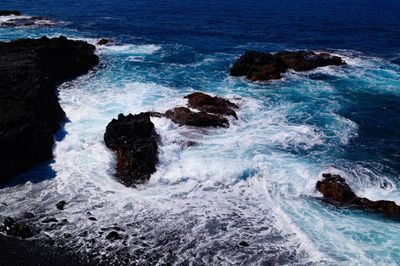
[230,50,345,81]
[317,173,400,217]
[0,36,99,181]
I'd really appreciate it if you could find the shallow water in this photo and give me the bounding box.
[1,1,400,265]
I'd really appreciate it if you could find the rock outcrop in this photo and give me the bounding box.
[0,36,99,181]
[162,92,237,128]
[3,217,33,238]
[103,93,236,185]
[0,11,54,27]
[104,113,159,186]
[184,92,238,119]
[230,50,345,81]
[97,38,110,46]
[165,107,229,128]
[316,173,400,217]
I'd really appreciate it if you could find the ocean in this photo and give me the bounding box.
[1,0,400,264]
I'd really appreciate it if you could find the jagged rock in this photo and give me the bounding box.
[97,38,110,45]
[0,16,54,27]
[165,107,229,128]
[239,241,250,247]
[3,217,33,238]
[317,173,400,217]
[230,50,345,81]
[106,231,122,241]
[56,200,66,210]
[104,113,158,186]
[0,10,21,16]
[184,92,238,119]
[0,36,99,182]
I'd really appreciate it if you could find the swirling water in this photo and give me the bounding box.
[0,0,400,265]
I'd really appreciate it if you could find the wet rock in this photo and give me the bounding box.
[317,173,400,217]
[97,38,110,45]
[165,107,229,128]
[41,218,58,224]
[316,173,356,204]
[104,113,159,186]
[56,200,66,210]
[4,217,33,238]
[230,50,345,81]
[22,212,35,219]
[4,217,15,228]
[0,16,54,27]
[106,231,122,241]
[0,36,99,181]
[184,92,238,119]
[0,10,21,16]
[239,241,249,247]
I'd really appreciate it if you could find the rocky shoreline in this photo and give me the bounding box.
[0,19,398,264]
[0,36,98,182]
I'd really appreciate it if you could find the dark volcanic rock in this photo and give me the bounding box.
[317,173,400,217]
[184,92,238,119]
[106,231,122,241]
[97,38,110,45]
[104,113,159,186]
[230,50,345,81]
[0,36,99,181]
[56,200,66,210]
[3,217,33,238]
[165,107,229,128]
[0,10,21,16]
[277,51,345,72]
[0,16,54,28]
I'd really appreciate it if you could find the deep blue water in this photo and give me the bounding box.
[1,0,400,264]
[2,0,400,56]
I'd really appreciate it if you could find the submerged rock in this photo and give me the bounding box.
[230,50,345,81]
[165,107,229,128]
[316,173,400,217]
[184,92,238,119]
[104,113,159,186]
[0,36,99,182]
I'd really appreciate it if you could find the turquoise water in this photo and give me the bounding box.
[1,2,400,264]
